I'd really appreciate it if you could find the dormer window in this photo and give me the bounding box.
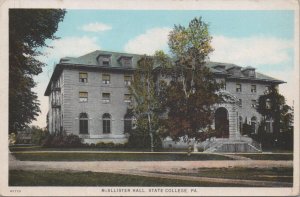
[248,69,255,77]
[227,66,241,76]
[102,57,110,66]
[213,65,226,71]
[118,56,132,68]
[123,57,132,67]
[242,66,256,77]
[98,55,111,66]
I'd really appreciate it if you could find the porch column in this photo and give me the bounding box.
[228,104,241,139]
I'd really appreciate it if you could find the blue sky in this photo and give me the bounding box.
[33,9,295,127]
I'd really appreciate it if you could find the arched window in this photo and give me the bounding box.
[124,113,133,133]
[103,113,111,134]
[79,113,88,134]
[251,116,257,134]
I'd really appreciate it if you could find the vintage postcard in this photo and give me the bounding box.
[0,0,299,196]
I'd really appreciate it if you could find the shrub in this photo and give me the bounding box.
[31,127,49,145]
[9,133,16,145]
[42,133,83,148]
[127,130,162,151]
[95,142,126,148]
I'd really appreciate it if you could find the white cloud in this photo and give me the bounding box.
[31,36,100,128]
[38,36,100,63]
[210,35,293,66]
[266,69,297,107]
[210,35,295,106]
[124,27,171,55]
[81,22,112,32]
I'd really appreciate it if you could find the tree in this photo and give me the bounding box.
[155,17,221,142]
[30,126,48,145]
[9,9,66,133]
[256,85,293,147]
[128,56,165,151]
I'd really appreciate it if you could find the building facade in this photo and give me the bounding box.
[45,50,284,148]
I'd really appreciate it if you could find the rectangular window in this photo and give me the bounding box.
[265,86,270,94]
[102,74,110,84]
[124,94,132,103]
[251,100,257,108]
[102,93,110,103]
[124,75,132,86]
[79,72,88,83]
[251,85,256,93]
[239,99,242,107]
[236,84,242,92]
[79,92,88,102]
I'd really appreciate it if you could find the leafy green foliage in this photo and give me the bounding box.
[42,133,83,148]
[9,9,66,133]
[9,133,17,145]
[251,120,293,151]
[155,17,220,141]
[128,56,165,150]
[31,126,48,145]
[256,85,293,139]
[127,131,162,150]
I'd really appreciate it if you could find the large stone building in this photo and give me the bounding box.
[44,50,284,151]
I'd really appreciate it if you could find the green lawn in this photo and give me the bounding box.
[9,170,247,187]
[9,146,149,152]
[155,167,293,183]
[12,152,232,161]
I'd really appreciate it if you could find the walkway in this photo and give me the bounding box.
[9,154,292,187]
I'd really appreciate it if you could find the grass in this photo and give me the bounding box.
[12,152,232,161]
[156,167,293,183]
[9,146,150,152]
[9,170,247,187]
[232,153,293,160]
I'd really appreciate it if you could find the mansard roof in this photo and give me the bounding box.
[44,50,285,96]
[59,50,142,67]
[205,61,283,83]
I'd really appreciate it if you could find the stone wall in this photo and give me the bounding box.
[61,68,131,142]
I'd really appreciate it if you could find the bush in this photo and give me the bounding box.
[42,133,83,148]
[127,130,162,151]
[95,142,126,148]
[31,127,48,145]
[9,133,16,145]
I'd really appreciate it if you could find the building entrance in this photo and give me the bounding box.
[215,107,229,138]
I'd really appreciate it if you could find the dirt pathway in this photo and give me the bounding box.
[9,154,293,187]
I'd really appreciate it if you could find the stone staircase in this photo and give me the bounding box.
[201,138,262,153]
